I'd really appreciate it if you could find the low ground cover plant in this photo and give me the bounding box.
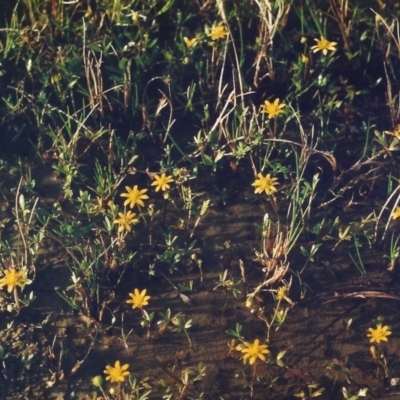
[1,0,400,398]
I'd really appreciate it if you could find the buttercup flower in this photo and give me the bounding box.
[151,173,174,192]
[367,324,392,344]
[311,37,337,55]
[104,360,130,383]
[206,22,228,41]
[236,339,269,365]
[113,210,139,233]
[260,98,286,119]
[252,173,279,195]
[392,206,400,220]
[127,288,151,309]
[120,185,149,208]
[0,268,31,293]
[184,37,198,48]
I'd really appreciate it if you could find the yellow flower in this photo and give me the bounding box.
[367,324,392,343]
[392,206,400,220]
[92,375,103,387]
[236,339,269,365]
[127,288,151,309]
[278,288,293,305]
[311,37,337,55]
[104,360,130,383]
[120,185,149,208]
[51,73,61,84]
[301,54,309,63]
[131,11,139,23]
[276,286,293,305]
[151,173,174,192]
[260,98,286,118]
[206,22,228,41]
[276,287,287,300]
[252,173,279,195]
[392,124,400,139]
[183,37,198,48]
[131,11,145,23]
[113,210,139,233]
[0,268,31,293]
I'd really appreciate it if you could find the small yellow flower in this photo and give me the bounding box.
[276,287,286,299]
[51,73,61,84]
[236,339,269,365]
[392,125,400,139]
[275,286,294,305]
[206,22,228,41]
[113,210,139,233]
[0,268,31,293]
[151,173,174,192]
[252,173,279,195]
[92,375,103,387]
[301,54,309,63]
[120,185,149,208]
[183,37,198,48]
[260,98,286,119]
[392,206,400,220]
[277,286,291,302]
[127,288,151,309]
[311,37,337,55]
[132,11,139,23]
[104,361,130,383]
[131,11,145,23]
[367,324,392,344]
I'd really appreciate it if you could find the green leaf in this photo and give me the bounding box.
[202,153,213,166]
[214,150,225,163]
[156,0,175,16]
[276,350,286,360]
[19,193,25,211]
[200,199,210,216]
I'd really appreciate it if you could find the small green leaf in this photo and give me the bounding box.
[19,193,25,211]
[200,199,210,216]
[156,0,175,16]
